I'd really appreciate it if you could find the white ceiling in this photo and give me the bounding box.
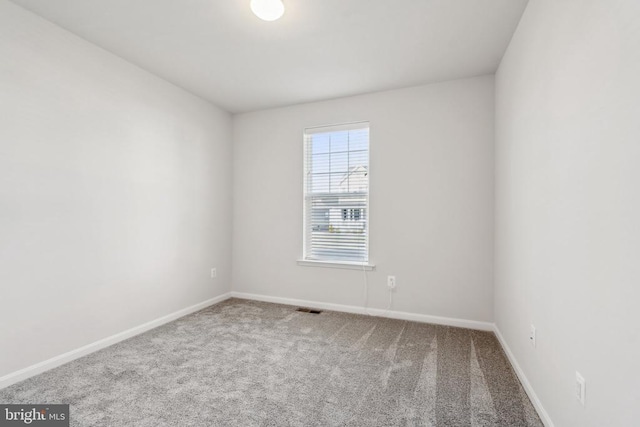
[10,0,529,113]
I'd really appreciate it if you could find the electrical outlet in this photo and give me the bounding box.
[576,372,586,406]
[529,325,536,348]
[387,276,396,289]
[211,268,217,278]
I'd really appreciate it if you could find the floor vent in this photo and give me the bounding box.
[296,307,322,314]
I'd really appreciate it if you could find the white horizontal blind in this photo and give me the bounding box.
[303,122,369,263]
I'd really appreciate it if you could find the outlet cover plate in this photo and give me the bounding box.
[387,276,396,289]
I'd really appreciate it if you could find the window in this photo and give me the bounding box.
[342,208,362,221]
[303,122,369,264]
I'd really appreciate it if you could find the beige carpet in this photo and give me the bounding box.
[0,298,542,426]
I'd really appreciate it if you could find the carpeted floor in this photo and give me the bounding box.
[0,298,542,426]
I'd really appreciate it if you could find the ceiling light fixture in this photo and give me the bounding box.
[250,0,285,21]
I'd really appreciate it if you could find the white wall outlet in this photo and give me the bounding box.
[387,275,396,289]
[211,268,217,278]
[529,325,536,348]
[576,372,586,406]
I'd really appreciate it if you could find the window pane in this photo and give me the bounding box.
[311,153,329,174]
[310,173,329,193]
[330,172,346,193]
[311,134,330,154]
[330,151,349,174]
[349,129,369,151]
[347,167,368,193]
[349,150,368,169]
[330,131,348,153]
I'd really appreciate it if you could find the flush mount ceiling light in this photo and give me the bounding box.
[250,0,285,21]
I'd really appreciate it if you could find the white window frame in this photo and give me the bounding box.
[298,121,374,270]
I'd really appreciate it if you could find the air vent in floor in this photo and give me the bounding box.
[296,307,322,314]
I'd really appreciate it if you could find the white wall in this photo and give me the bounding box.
[0,0,232,378]
[232,76,495,323]
[495,1,640,426]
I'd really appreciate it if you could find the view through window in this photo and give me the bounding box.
[303,122,370,263]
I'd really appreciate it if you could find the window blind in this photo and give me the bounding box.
[303,122,369,263]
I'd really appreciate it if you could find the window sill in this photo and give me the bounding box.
[297,259,375,271]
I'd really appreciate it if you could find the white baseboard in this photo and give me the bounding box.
[0,292,232,390]
[229,291,494,331]
[493,325,554,427]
